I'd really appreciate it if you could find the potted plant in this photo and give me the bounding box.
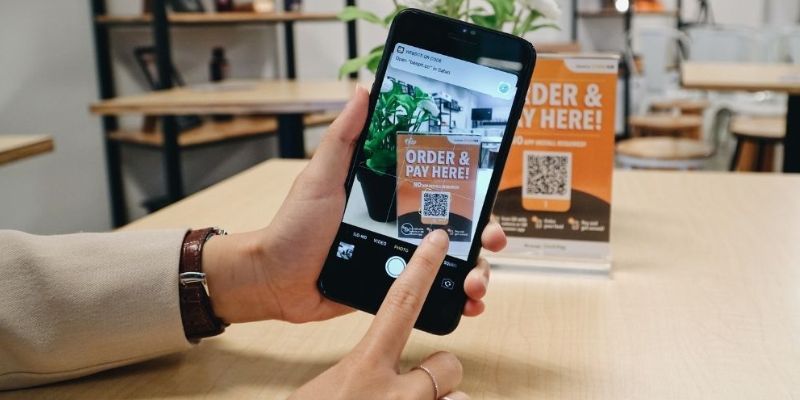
[358,79,439,222]
[338,0,561,77]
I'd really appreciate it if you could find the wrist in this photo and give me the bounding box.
[202,230,280,323]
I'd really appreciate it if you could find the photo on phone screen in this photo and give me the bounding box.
[319,9,535,335]
[343,42,519,259]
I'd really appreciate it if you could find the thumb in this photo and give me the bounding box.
[302,85,370,187]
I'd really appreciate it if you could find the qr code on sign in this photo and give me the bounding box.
[421,191,451,218]
[522,150,572,200]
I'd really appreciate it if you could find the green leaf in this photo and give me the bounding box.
[383,6,406,27]
[369,153,395,172]
[485,0,513,22]
[366,49,383,73]
[337,6,383,25]
[338,53,372,78]
[527,23,561,32]
[470,14,498,29]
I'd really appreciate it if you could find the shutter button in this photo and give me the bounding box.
[385,256,406,278]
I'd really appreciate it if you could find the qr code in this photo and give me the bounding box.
[522,151,572,199]
[421,191,451,218]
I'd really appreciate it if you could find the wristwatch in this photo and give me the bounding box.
[179,227,229,342]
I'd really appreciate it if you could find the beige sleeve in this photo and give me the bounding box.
[0,229,193,390]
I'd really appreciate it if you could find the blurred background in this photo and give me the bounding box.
[1,0,798,234]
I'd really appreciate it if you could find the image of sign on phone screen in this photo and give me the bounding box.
[342,42,518,259]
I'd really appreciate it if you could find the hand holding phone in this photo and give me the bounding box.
[318,9,536,334]
[201,86,503,326]
[292,230,471,400]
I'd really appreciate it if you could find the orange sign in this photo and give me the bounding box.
[493,54,618,266]
[396,134,480,242]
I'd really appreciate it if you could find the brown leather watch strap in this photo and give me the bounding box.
[179,228,228,342]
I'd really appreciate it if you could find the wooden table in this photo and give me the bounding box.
[90,80,355,158]
[681,62,800,172]
[91,80,354,226]
[12,160,800,399]
[0,135,53,166]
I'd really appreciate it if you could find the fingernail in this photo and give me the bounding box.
[425,229,449,247]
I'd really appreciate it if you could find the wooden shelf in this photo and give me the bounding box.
[0,134,54,166]
[109,113,337,148]
[578,9,678,18]
[90,80,355,116]
[96,11,339,26]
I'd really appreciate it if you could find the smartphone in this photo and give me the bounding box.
[318,8,536,335]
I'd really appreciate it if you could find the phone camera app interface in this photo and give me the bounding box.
[339,42,519,276]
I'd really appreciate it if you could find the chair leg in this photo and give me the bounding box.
[763,144,776,172]
[755,141,766,173]
[730,139,743,171]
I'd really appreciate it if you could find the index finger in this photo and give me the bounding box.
[357,229,450,364]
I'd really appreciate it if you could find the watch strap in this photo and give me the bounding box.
[179,228,228,342]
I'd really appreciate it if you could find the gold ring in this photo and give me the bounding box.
[414,365,440,399]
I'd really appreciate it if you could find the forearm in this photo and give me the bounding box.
[0,230,192,390]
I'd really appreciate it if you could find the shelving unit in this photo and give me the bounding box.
[107,113,337,148]
[577,9,678,18]
[89,0,358,227]
[95,11,340,25]
[571,0,684,138]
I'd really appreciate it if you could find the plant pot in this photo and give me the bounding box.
[356,163,397,223]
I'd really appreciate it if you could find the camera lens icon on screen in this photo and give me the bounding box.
[498,82,511,95]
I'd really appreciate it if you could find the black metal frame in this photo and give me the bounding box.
[152,0,184,204]
[89,0,359,226]
[784,95,799,173]
[90,0,127,226]
[570,0,684,138]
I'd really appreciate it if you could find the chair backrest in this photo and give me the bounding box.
[787,27,800,64]
[752,28,786,63]
[686,26,759,62]
[638,27,687,93]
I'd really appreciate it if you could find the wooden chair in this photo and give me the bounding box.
[616,137,714,170]
[729,116,786,172]
[629,114,703,139]
[650,99,711,116]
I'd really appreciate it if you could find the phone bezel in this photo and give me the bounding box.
[318,8,536,335]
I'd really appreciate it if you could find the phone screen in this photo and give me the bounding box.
[345,42,519,259]
[319,10,535,334]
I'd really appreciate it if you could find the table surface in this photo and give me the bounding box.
[681,62,800,93]
[90,80,356,116]
[12,160,800,399]
[0,134,53,166]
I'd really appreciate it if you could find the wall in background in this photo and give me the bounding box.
[0,0,797,234]
[0,2,110,233]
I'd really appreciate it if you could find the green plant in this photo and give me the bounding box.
[363,80,439,173]
[338,0,561,77]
